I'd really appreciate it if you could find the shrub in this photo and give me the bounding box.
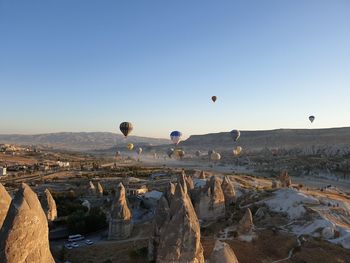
[67,207,107,234]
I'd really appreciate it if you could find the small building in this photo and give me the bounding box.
[126,185,148,196]
[57,161,70,168]
[0,167,7,176]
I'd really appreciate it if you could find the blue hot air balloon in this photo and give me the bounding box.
[170,131,182,145]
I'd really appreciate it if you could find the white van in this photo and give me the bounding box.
[68,234,84,242]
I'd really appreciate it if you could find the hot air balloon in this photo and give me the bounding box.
[210,152,221,161]
[137,147,142,155]
[208,149,215,161]
[167,148,175,158]
[309,116,315,123]
[211,96,217,103]
[233,146,242,156]
[195,150,201,157]
[176,150,185,159]
[120,122,133,137]
[127,143,134,150]
[170,131,182,145]
[230,130,241,142]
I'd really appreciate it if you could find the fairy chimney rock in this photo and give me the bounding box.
[0,183,54,263]
[0,183,11,229]
[97,182,104,196]
[279,171,292,188]
[221,176,236,207]
[41,189,57,222]
[148,196,170,261]
[156,183,204,263]
[108,183,133,240]
[199,170,206,179]
[194,176,225,221]
[209,240,239,263]
[89,181,96,195]
[237,208,254,235]
[165,182,176,204]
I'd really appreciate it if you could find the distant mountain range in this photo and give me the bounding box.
[1,127,350,153]
[0,132,170,151]
[180,127,350,152]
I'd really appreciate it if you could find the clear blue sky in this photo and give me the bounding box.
[1,0,349,138]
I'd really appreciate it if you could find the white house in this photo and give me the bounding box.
[0,167,7,176]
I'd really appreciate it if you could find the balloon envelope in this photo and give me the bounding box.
[170,131,182,145]
[120,122,133,137]
[309,116,315,123]
[233,146,242,156]
[230,130,241,142]
[167,148,175,158]
[176,150,185,158]
[211,96,217,102]
[210,152,221,161]
[127,143,134,150]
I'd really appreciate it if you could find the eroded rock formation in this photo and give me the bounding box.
[156,183,204,263]
[0,183,54,263]
[0,183,11,229]
[199,170,206,179]
[148,196,170,261]
[89,181,96,195]
[41,189,57,222]
[209,240,239,263]
[237,208,254,236]
[108,183,133,240]
[97,182,104,196]
[221,176,236,209]
[193,176,225,221]
[279,171,292,188]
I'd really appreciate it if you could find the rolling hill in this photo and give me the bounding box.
[0,132,170,151]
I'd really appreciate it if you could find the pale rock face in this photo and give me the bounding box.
[0,183,11,229]
[165,182,176,204]
[209,240,239,263]
[156,183,204,263]
[237,208,254,235]
[41,189,57,222]
[148,196,170,261]
[97,182,104,196]
[194,176,225,221]
[221,176,236,207]
[178,171,195,192]
[0,183,54,263]
[108,183,133,240]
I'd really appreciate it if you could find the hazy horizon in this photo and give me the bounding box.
[1,1,349,138]
[1,125,350,141]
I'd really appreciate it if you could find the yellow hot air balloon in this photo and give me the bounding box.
[210,152,221,161]
[127,143,134,150]
[233,146,242,156]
